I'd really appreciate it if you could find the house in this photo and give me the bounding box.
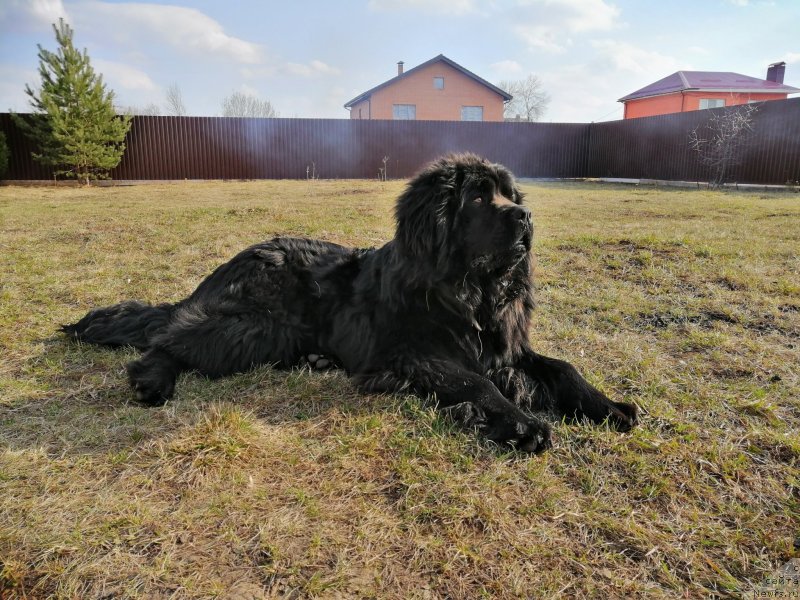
[618,62,799,119]
[344,54,511,122]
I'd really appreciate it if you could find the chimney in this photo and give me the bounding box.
[397,61,404,76]
[767,61,786,84]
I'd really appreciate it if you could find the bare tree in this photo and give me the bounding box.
[221,91,278,118]
[689,103,759,189]
[165,83,187,116]
[120,103,161,116]
[498,75,550,122]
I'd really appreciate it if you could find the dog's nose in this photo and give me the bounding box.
[510,204,531,223]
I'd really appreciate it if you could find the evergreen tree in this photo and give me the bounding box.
[14,19,131,184]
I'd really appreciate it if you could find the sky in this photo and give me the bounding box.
[1,0,798,123]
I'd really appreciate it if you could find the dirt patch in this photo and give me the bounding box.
[715,276,748,291]
[226,207,270,217]
[634,309,738,329]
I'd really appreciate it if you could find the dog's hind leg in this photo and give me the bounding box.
[126,302,306,405]
[127,348,183,406]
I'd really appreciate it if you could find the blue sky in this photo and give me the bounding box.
[1,0,798,122]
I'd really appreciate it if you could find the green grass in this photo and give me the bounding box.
[0,179,798,598]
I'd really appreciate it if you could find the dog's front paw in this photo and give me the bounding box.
[609,401,638,432]
[441,401,487,430]
[305,353,335,370]
[484,412,553,454]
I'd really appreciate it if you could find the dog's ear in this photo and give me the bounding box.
[394,158,459,261]
[494,163,525,206]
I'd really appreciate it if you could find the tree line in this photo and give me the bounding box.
[125,85,278,119]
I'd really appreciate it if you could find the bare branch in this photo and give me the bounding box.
[221,91,278,118]
[689,103,759,188]
[165,83,187,116]
[498,75,550,122]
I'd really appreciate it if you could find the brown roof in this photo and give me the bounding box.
[619,70,800,102]
[344,54,512,108]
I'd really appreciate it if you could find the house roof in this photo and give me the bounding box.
[618,70,800,102]
[344,54,512,108]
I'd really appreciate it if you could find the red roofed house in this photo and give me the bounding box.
[619,62,799,119]
[344,54,512,122]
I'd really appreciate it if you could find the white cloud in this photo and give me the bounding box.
[71,1,264,65]
[490,60,525,78]
[784,52,800,65]
[514,24,572,54]
[513,0,621,53]
[238,83,260,97]
[240,66,278,79]
[28,0,68,24]
[0,0,68,32]
[93,58,157,91]
[546,0,620,32]
[283,60,340,77]
[0,65,38,111]
[367,0,478,15]
[540,41,685,122]
[590,40,685,77]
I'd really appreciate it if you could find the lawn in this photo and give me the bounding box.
[0,179,798,599]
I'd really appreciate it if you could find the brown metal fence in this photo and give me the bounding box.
[2,97,798,183]
[586,97,800,184]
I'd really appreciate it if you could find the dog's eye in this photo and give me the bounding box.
[473,197,483,204]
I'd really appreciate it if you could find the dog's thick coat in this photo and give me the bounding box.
[63,154,637,452]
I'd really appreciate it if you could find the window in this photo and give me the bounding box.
[699,98,725,110]
[433,77,444,89]
[461,106,484,121]
[392,104,416,120]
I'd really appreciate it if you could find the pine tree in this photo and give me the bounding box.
[14,19,131,184]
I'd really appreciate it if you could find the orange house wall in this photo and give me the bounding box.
[349,99,371,119]
[349,62,505,121]
[624,91,789,119]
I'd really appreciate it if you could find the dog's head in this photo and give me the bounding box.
[394,153,532,280]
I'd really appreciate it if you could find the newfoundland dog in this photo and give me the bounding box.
[63,154,637,453]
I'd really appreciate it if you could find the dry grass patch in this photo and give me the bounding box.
[1,180,798,598]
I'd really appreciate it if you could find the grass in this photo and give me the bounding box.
[0,179,798,599]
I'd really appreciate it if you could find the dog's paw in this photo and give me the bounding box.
[609,401,638,432]
[306,353,335,370]
[510,417,553,454]
[441,401,487,430]
[126,360,175,407]
[484,412,553,454]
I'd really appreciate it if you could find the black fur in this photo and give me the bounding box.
[62,154,637,453]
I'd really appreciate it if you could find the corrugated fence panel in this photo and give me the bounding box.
[1,98,798,183]
[587,97,800,184]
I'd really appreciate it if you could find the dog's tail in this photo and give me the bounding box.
[61,300,175,350]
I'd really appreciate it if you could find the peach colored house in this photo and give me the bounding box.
[619,62,799,119]
[344,55,511,122]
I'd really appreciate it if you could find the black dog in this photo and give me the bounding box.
[63,154,637,452]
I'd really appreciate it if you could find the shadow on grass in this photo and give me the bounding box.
[0,334,405,459]
[2,334,570,464]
